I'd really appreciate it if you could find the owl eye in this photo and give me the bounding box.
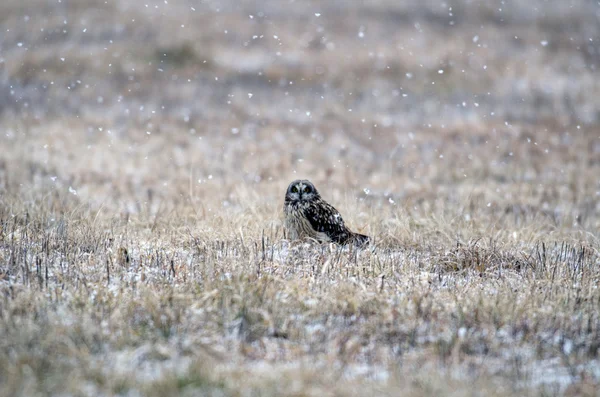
[291,186,298,193]
[304,186,311,193]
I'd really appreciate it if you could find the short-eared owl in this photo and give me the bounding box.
[283,179,369,247]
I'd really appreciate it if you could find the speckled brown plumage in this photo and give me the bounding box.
[283,180,369,247]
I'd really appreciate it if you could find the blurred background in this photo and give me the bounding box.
[1,0,599,230]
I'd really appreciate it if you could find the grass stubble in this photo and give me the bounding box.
[1,0,599,395]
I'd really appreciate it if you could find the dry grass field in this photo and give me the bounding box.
[1,0,600,395]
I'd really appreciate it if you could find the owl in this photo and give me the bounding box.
[283,179,369,247]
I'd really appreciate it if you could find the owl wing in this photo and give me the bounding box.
[303,201,351,244]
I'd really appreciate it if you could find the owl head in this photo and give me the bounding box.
[285,179,321,202]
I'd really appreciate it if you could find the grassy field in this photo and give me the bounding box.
[1,0,599,395]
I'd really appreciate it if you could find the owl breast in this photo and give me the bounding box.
[284,200,332,242]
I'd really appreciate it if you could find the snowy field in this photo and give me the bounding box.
[1,0,600,395]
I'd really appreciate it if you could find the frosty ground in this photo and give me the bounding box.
[1,0,599,396]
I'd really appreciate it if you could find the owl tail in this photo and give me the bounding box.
[352,233,370,247]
